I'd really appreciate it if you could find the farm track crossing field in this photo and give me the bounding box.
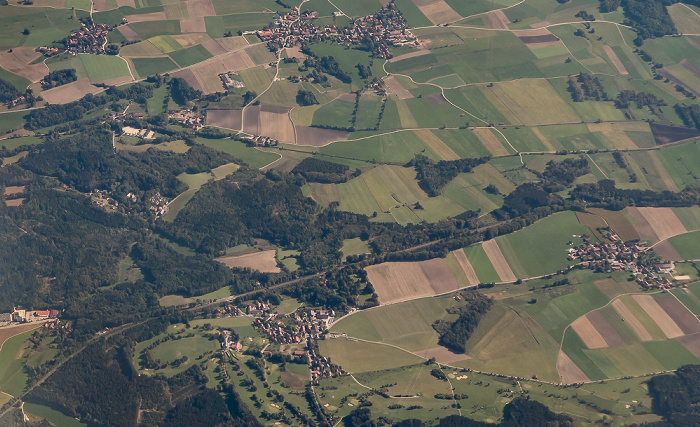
[318,338,423,373]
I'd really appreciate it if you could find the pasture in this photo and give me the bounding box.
[196,137,279,168]
[78,54,131,82]
[317,338,423,373]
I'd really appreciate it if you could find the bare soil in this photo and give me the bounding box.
[365,258,457,305]
[603,46,629,75]
[294,126,349,147]
[557,350,590,385]
[571,315,608,349]
[451,249,480,286]
[635,207,687,243]
[41,78,100,104]
[587,310,625,347]
[126,12,168,22]
[412,0,461,25]
[678,333,700,358]
[0,47,48,83]
[215,250,281,273]
[207,109,242,131]
[180,17,206,33]
[655,296,700,336]
[413,346,471,364]
[383,76,413,100]
[3,186,26,195]
[117,26,141,43]
[649,122,700,145]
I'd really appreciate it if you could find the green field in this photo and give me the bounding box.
[131,56,178,78]
[129,20,181,39]
[669,230,700,260]
[195,138,279,169]
[311,98,355,129]
[79,54,131,82]
[317,338,423,373]
[0,112,31,134]
[0,67,31,92]
[354,94,383,130]
[340,237,370,261]
[24,403,86,427]
[168,45,212,68]
[462,244,501,284]
[0,329,35,397]
[495,211,598,278]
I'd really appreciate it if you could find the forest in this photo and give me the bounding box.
[431,291,494,353]
[408,155,489,197]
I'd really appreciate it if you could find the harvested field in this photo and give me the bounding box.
[3,186,26,195]
[612,299,652,341]
[655,297,700,335]
[649,122,700,145]
[482,79,579,125]
[201,38,227,56]
[0,323,41,349]
[171,68,204,91]
[215,250,281,273]
[180,17,206,33]
[185,0,216,17]
[425,93,448,105]
[388,49,430,63]
[587,311,625,347]
[126,12,168,22]
[259,110,295,143]
[242,105,260,135]
[189,50,256,93]
[632,207,687,243]
[98,75,134,86]
[473,128,508,157]
[260,105,291,114]
[295,126,349,146]
[207,109,242,131]
[654,240,683,262]
[414,129,460,160]
[487,10,510,30]
[587,208,639,241]
[215,36,249,52]
[603,46,629,75]
[5,199,26,206]
[365,258,459,305]
[481,239,516,282]
[678,334,700,358]
[586,122,647,150]
[384,76,413,99]
[412,0,461,25]
[41,78,99,104]
[117,25,141,43]
[571,315,608,349]
[413,347,470,364]
[172,33,211,48]
[451,249,480,286]
[261,156,300,173]
[557,350,590,385]
[632,295,684,339]
[0,47,48,83]
[116,0,135,6]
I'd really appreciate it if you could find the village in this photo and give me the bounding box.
[62,22,112,55]
[168,109,204,130]
[567,237,678,289]
[212,301,346,384]
[252,1,417,59]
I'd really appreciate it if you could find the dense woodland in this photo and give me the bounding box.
[647,364,700,424]
[409,155,489,197]
[0,77,20,102]
[432,291,494,353]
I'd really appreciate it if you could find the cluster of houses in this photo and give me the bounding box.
[64,23,111,55]
[0,308,59,326]
[37,46,60,57]
[4,94,28,108]
[247,305,345,383]
[168,109,204,130]
[90,188,119,210]
[218,72,245,90]
[567,239,677,289]
[253,2,416,59]
[149,192,169,216]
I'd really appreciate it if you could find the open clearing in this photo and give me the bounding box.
[41,78,100,104]
[481,239,516,282]
[215,250,281,273]
[365,258,459,304]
